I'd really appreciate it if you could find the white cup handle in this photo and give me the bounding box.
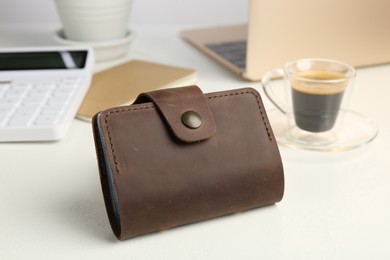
[261,68,286,114]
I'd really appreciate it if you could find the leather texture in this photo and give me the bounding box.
[92,86,284,240]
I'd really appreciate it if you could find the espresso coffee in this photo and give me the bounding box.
[291,71,347,132]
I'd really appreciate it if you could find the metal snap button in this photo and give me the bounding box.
[181,111,202,129]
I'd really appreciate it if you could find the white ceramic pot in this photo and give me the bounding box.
[55,0,133,42]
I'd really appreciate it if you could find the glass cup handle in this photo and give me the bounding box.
[261,68,287,114]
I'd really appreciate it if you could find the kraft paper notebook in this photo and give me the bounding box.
[77,59,197,121]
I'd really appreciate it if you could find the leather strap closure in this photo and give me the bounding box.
[133,85,216,143]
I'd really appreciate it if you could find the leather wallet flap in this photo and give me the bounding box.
[133,85,216,142]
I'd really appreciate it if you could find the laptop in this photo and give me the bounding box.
[181,0,390,81]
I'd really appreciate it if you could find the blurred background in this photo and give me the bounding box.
[0,0,248,26]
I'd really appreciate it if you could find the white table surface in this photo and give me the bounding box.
[1,24,390,260]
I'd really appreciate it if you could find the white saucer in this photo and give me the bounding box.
[53,29,134,61]
[267,109,379,151]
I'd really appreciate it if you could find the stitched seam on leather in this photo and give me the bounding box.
[103,90,272,176]
[207,90,273,141]
[104,105,154,175]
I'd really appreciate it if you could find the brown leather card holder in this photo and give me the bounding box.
[92,85,284,240]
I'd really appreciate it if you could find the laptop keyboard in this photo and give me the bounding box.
[206,40,247,69]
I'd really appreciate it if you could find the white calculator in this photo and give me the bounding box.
[0,46,94,142]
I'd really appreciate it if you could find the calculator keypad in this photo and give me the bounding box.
[0,78,80,128]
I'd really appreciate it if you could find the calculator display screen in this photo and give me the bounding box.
[0,50,88,71]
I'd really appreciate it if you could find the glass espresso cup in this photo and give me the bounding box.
[262,58,356,146]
